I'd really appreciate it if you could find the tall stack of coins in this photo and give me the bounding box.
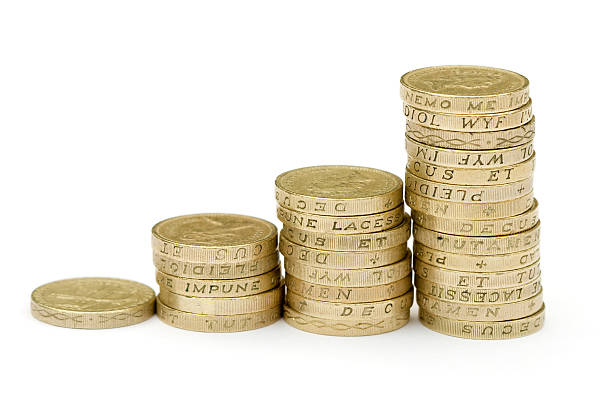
[152,213,283,332]
[400,66,544,340]
[275,165,413,336]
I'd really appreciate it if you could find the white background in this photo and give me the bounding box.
[2,1,610,406]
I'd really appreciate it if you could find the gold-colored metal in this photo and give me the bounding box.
[157,285,283,315]
[403,99,532,132]
[414,276,541,304]
[279,235,407,269]
[280,215,410,251]
[419,305,545,340]
[277,205,404,234]
[405,117,535,150]
[417,290,543,322]
[31,278,155,329]
[400,66,530,114]
[413,259,540,289]
[153,251,280,279]
[406,172,533,203]
[411,199,539,236]
[284,256,411,287]
[413,222,540,255]
[157,297,281,332]
[406,190,534,220]
[406,154,535,185]
[285,274,412,303]
[284,304,410,336]
[286,289,413,320]
[414,242,540,272]
[152,213,278,263]
[406,137,534,168]
[275,165,403,216]
[156,268,281,298]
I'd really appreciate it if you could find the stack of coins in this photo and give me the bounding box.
[275,165,413,336]
[400,66,544,340]
[152,213,283,332]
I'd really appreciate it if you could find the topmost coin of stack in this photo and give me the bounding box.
[400,66,544,340]
[275,165,414,336]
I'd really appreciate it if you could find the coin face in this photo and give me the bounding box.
[275,165,402,200]
[32,278,155,312]
[401,66,529,97]
[152,213,277,247]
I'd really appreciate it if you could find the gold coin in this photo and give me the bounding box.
[400,66,530,114]
[277,205,404,234]
[284,304,409,336]
[417,290,543,322]
[414,242,540,272]
[419,305,545,340]
[275,165,403,216]
[403,99,532,132]
[156,267,281,298]
[415,276,541,304]
[286,289,413,320]
[411,199,539,236]
[414,259,540,289]
[407,154,535,185]
[152,213,277,263]
[284,255,411,287]
[153,251,279,279]
[280,215,410,251]
[157,297,281,333]
[157,284,283,315]
[279,235,407,269]
[406,137,534,168]
[406,172,533,203]
[285,273,412,303]
[407,190,534,220]
[413,222,540,255]
[31,278,155,329]
[405,117,535,150]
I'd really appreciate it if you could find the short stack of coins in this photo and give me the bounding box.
[152,213,283,332]
[400,66,544,340]
[275,165,413,336]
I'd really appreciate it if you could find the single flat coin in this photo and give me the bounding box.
[275,165,403,216]
[152,213,277,263]
[419,305,545,340]
[400,65,530,114]
[31,277,155,329]
[284,304,410,336]
[156,298,281,333]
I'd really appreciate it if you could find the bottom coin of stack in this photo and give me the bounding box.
[151,213,283,333]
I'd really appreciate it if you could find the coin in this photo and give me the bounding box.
[280,215,410,251]
[411,199,539,236]
[157,285,283,315]
[156,267,281,298]
[284,304,410,336]
[279,236,407,269]
[275,165,403,216]
[152,213,278,263]
[419,305,545,340]
[403,99,532,132]
[417,290,543,322]
[400,66,530,114]
[277,205,404,234]
[405,117,535,150]
[31,278,155,329]
[413,222,540,255]
[157,298,281,333]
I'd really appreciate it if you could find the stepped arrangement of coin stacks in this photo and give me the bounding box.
[275,165,413,336]
[400,66,544,340]
[152,213,283,332]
